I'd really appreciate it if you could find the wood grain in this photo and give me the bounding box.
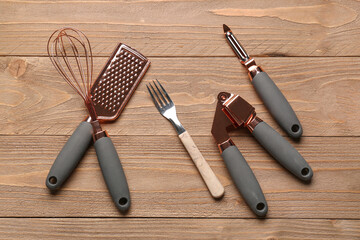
[211,3,358,28]
[1,56,360,136]
[0,135,358,218]
[1,0,360,57]
[0,218,359,240]
[1,0,360,238]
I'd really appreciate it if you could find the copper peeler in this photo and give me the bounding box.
[223,24,302,139]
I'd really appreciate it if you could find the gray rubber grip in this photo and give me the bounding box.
[252,72,302,138]
[252,121,313,181]
[94,137,130,212]
[222,146,268,217]
[46,121,93,190]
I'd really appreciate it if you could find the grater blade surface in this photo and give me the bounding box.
[91,43,150,121]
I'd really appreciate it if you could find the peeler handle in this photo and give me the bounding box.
[252,72,302,139]
[252,121,313,181]
[179,131,225,199]
[46,121,93,190]
[221,145,268,217]
[94,137,131,212]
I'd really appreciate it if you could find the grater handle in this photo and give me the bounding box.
[252,72,302,139]
[221,145,268,217]
[251,121,313,182]
[179,131,225,199]
[94,137,131,212]
[46,121,93,190]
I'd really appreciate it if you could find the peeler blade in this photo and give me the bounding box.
[223,24,250,63]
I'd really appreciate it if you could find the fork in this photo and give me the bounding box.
[147,80,225,199]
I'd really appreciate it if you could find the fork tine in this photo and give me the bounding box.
[153,80,168,105]
[156,79,173,103]
[149,82,165,107]
[146,84,161,111]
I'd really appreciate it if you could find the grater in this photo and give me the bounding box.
[46,43,150,202]
[92,43,150,120]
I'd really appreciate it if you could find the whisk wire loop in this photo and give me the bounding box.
[47,27,95,119]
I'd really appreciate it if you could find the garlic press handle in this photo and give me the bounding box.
[46,121,93,190]
[252,72,302,139]
[252,121,313,181]
[221,145,268,217]
[94,137,131,212]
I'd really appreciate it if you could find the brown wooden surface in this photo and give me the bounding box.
[1,57,359,137]
[0,219,359,240]
[0,0,360,239]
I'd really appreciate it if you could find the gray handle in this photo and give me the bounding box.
[252,72,302,138]
[221,145,268,217]
[94,137,130,212]
[46,121,93,190]
[252,121,313,181]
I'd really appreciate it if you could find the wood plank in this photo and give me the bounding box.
[1,0,360,57]
[0,0,359,238]
[1,56,359,136]
[0,135,358,218]
[0,218,359,240]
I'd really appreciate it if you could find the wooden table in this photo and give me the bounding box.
[0,0,359,239]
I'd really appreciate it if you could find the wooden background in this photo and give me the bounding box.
[0,0,359,239]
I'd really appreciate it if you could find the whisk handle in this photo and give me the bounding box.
[46,121,93,190]
[94,137,131,212]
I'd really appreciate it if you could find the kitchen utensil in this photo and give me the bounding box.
[212,92,267,217]
[147,80,224,199]
[223,24,302,139]
[46,43,150,192]
[212,92,313,216]
[47,28,141,212]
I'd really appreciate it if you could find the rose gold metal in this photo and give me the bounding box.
[223,95,255,128]
[91,43,150,121]
[84,116,92,123]
[93,130,109,141]
[223,94,237,108]
[211,92,262,152]
[223,25,264,82]
[248,65,263,81]
[245,116,263,133]
[212,92,254,154]
[47,28,104,140]
[48,29,150,141]
[243,58,263,81]
[84,44,150,125]
[218,138,235,154]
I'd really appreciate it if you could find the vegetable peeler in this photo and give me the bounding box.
[223,24,303,139]
[211,92,313,216]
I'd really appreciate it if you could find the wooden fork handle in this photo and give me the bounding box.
[179,131,225,199]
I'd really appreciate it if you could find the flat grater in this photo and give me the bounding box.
[46,43,150,200]
[92,44,150,120]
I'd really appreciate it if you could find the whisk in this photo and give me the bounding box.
[47,28,130,212]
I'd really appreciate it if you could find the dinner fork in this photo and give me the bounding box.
[147,80,225,199]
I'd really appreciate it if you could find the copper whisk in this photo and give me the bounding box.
[47,27,104,138]
[47,27,131,212]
